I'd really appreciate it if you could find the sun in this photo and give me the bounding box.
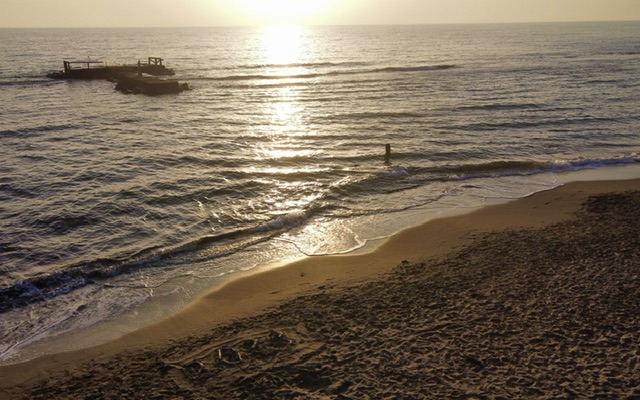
[237,0,335,24]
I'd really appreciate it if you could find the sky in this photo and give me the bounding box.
[2,0,640,28]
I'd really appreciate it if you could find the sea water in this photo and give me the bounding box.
[1,22,640,364]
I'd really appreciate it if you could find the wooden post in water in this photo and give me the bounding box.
[385,144,391,164]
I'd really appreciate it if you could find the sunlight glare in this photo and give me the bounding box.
[238,0,335,23]
[260,24,304,65]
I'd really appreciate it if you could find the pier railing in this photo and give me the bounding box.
[63,60,105,72]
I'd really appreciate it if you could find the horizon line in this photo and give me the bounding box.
[1,19,639,30]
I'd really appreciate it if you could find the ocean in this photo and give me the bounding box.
[1,22,639,364]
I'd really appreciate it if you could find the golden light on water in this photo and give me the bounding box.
[260,24,304,66]
[269,88,303,131]
[247,24,326,217]
[252,24,318,164]
[258,85,315,160]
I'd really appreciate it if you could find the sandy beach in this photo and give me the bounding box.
[2,178,640,399]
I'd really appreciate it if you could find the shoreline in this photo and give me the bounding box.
[2,177,640,397]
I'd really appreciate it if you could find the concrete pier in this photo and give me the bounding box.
[47,57,189,95]
[112,72,187,95]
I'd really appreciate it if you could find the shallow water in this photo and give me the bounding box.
[1,22,640,363]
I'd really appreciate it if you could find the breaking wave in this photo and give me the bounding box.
[0,208,321,314]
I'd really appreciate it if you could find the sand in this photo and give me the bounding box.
[2,178,640,399]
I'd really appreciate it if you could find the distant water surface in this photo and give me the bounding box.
[1,22,639,363]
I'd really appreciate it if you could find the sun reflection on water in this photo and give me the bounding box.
[245,25,327,220]
[253,25,318,162]
[260,24,305,66]
[253,85,310,161]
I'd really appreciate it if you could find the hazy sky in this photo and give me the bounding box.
[2,0,640,28]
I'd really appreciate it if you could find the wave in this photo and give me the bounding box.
[218,77,394,90]
[1,124,80,137]
[0,77,62,87]
[605,50,640,57]
[583,79,625,85]
[0,207,321,314]
[236,61,371,70]
[4,151,638,314]
[456,103,543,111]
[0,182,37,200]
[374,65,456,73]
[434,154,640,180]
[32,212,103,235]
[437,160,549,176]
[550,155,640,170]
[331,155,640,198]
[198,64,456,82]
[442,116,620,131]
[326,111,427,121]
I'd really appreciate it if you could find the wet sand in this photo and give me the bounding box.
[2,178,640,399]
